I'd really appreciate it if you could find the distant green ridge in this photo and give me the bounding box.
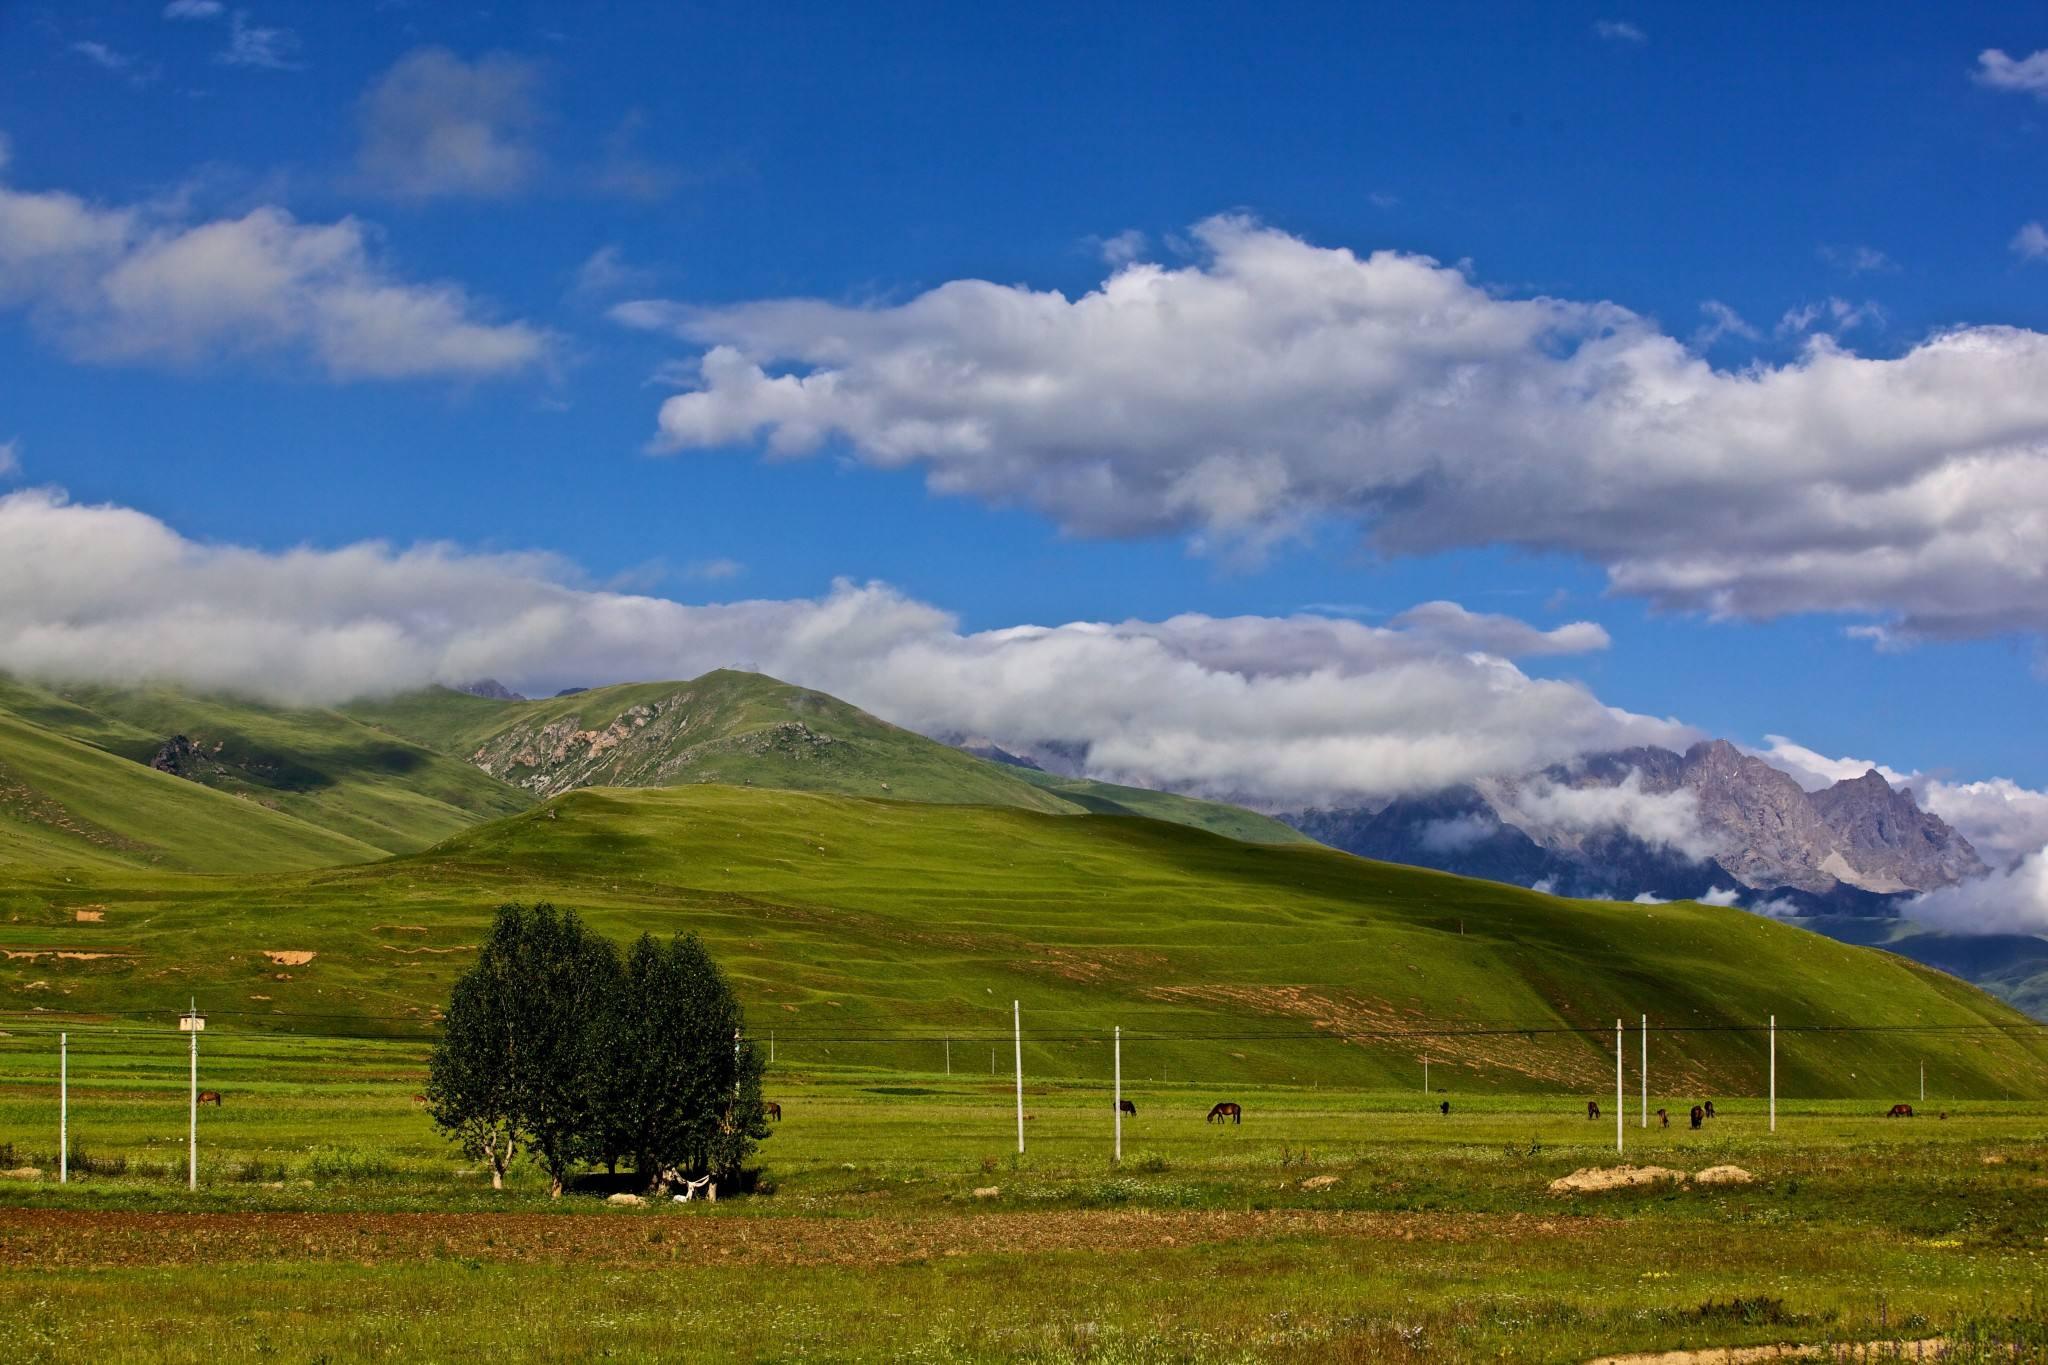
[0,675,531,860]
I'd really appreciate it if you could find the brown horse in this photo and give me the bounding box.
[197,1090,223,1107]
[1586,1101,1600,1120]
[411,1094,428,1106]
[1206,1101,1242,1125]
[1438,1100,1450,1116]
[1657,1108,1669,1128]
[1118,1098,1137,1116]
[1887,1103,1914,1118]
[1689,1104,1704,1129]
[1702,1100,1716,1120]
[764,1101,782,1122]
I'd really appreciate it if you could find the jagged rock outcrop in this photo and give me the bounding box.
[455,679,526,702]
[1809,768,1985,892]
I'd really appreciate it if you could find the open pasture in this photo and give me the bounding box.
[1,1025,2045,1361]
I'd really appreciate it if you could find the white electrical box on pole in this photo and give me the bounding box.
[1113,1025,1122,1164]
[1013,1001,1024,1154]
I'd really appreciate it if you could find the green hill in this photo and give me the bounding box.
[343,670,1307,841]
[4,784,2041,1099]
[0,708,383,872]
[0,676,532,859]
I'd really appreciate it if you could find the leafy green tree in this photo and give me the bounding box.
[593,931,770,1189]
[427,903,619,1196]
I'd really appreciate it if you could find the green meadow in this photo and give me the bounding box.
[1,1026,2046,1362]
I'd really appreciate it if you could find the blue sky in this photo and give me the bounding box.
[5,1,2048,803]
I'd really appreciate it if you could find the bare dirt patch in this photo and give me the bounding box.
[74,909,104,923]
[1587,1339,1945,1364]
[262,951,316,966]
[0,1207,1614,1272]
[1693,1165,1756,1186]
[1548,1165,1687,1195]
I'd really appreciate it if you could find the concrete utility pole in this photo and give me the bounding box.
[945,1036,950,1077]
[1615,1018,1623,1154]
[1769,1014,1777,1133]
[182,998,204,1191]
[1640,1014,1648,1129]
[1113,1026,1122,1164]
[59,1032,67,1185]
[1423,1057,1429,1094]
[1013,1002,1025,1154]
[1919,1060,1925,1103]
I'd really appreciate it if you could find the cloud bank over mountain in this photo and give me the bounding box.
[7,487,2048,931]
[632,215,2048,639]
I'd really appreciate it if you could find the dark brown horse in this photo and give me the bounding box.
[1438,1100,1450,1116]
[1657,1108,1669,1128]
[1206,1101,1242,1125]
[1689,1104,1704,1129]
[197,1090,223,1107]
[1887,1103,1914,1118]
[764,1101,782,1122]
[1702,1100,1716,1120]
[1118,1098,1137,1116]
[1586,1101,1600,1120]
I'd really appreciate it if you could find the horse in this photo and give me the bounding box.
[1118,1098,1137,1116]
[1586,1101,1601,1120]
[410,1093,428,1106]
[764,1101,782,1122]
[1438,1100,1450,1116]
[1657,1108,1669,1128]
[1689,1104,1704,1129]
[197,1090,223,1107]
[1887,1103,1914,1118]
[1702,1100,1716,1120]
[1206,1101,1242,1125]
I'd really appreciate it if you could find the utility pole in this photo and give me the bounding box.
[181,998,204,1191]
[769,1031,774,1065]
[944,1036,950,1077]
[1769,1014,1776,1134]
[1640,1014,1647,1129]
[1423,1057,1428,1094]
[1919,1060,1925,1103]
[1615,1018,1623,1154]
[59,1032,67,1185]
[1113,1025,1122,1164]
[1013,1001,1024,1155]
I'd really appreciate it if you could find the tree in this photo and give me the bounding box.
[592,931,770,1189]
[427,903,620,1196]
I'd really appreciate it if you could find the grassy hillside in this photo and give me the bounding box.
[0,676,531,857]
[344,671,1302,841]
[3,784,2041,1098]
[0,709,382,872]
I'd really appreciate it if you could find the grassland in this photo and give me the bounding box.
[0,1026,2044,1362]
[3,785,2043,1100]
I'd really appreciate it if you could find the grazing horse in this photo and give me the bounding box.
[1439,1100,1450,1116]
[764,1101,782,1122]
[1118,1098,1137,1116]
[1586,1101,1601,1120]
[1206,1101,1242,1125]
[411,1094,428,1106]
[1689,1104,1704,1129]
[1657,1108,1669,1128]
[1702,1100,1716,1120]
[197,1090,223,1107]
[1887,1103,1914,1118]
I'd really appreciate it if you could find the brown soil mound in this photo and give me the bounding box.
[262,951,316,966]
[1547,1165,1687,1195]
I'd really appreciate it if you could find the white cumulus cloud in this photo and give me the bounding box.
[355,49,545,199]
[631,215,2048,638]
[1909,851,2048,935]
[1975,48,2048,98]
[0,153,545,379]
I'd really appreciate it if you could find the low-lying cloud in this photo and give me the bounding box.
[0,489,1684,807]
[630,215,2048,638]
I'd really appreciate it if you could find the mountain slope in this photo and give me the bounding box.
[345,670,1305,840]
[0,676,532,857]
[0,708,383,872]
[5,784,2042,1098]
